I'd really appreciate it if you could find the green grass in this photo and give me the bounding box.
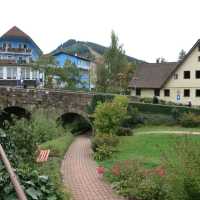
[37,132,73,200]
[134,125,200,134]
[99,133,200,169]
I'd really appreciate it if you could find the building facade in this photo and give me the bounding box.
[129,40,200,106]
[0,26,43,87]
[52,51,91,89]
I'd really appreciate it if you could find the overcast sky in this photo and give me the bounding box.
[1,0,200,62]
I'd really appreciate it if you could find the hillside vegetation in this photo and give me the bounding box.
[53,39,145,64]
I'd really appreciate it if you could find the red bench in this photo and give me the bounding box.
[36,149,50,163]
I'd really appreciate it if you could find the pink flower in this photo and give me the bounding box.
[97,166,105,175]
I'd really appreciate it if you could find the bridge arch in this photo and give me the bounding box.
[3,106,31,119]
[58,111,92,134]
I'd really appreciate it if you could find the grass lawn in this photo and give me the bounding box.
[98,133,200,169]
[37,132,73,200]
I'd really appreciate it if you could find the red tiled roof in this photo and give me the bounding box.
[2,26,30,39]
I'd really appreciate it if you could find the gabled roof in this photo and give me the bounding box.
[2,26,30,38]
[0,26,42,55]
[129,62,178,89]
[51,50,91,62]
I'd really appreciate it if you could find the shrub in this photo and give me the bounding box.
[135,174,169,200]
[91,133,119,152]
[123,106,142,128]
[153,96,159,104]
[5,119,37,163]
[117,127,133,136]
[162,136,200,200]
[93,144,117,161]
[129,102,200,116]
[171,108,181,121]
[143,113,175,126]
[179,112,200,127]
[32,111,65,143]
[85,94,114,114]
[0,131,64,200]
[93,95,129,135]
[106,160,169,200]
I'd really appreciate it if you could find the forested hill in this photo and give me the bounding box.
[52,39,145,64]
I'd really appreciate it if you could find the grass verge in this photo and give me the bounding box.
[37,132,73,200]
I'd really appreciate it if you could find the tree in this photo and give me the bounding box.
[34,55,58,88]
[61,61,83,89]
[96,63,109,92]
[93,96,129,135]
[156,57,167,63]
[178,49,186,61]
[96,31,132,93]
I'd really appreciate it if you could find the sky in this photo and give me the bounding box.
[1,0,200,62]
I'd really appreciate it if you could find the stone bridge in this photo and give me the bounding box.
[0,87,138,125]
[0,87,94,123]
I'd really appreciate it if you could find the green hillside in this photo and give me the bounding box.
[53,39,145,64]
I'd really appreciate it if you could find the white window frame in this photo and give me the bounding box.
[6,67,17,80]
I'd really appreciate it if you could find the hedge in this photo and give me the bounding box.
[129,102,200,115]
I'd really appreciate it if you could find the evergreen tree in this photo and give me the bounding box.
[96,31,132,93]
[178,49,186,61]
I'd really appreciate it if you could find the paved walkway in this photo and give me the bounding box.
[137,130,200,135]
[61,135,124,200]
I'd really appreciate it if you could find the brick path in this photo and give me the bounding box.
[61,135,124,200]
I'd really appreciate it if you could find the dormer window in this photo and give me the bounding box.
[24,44,27,49]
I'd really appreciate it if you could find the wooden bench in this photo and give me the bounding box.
[36,149,50,163]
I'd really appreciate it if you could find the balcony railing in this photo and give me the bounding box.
[0,59,28,64]
[0,47,32,54]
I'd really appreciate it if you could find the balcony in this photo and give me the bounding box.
[0,59,17,64]
[0,47,32,54]
[0,59,28,65]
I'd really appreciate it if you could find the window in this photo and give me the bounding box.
[196,71,200,79]
[184,71,190,79]
[21,67,30,79]
[24,44,27,49]
[154,89,160,96]
[136,88,141,96]
[19,43,22,48]
[196,90,200,97]
[25,68,30,79]
[6,67,17,79]
[0,68,3,79]
[8,43,11,48]
[198,56,200,62]
[164,89,170,97]
[32,70,37,80]
[184,89,190,97]
[173,74,178,79]
[3,43,6,48]
[199,45,200,51]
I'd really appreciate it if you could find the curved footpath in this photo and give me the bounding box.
[61,135,124,200]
